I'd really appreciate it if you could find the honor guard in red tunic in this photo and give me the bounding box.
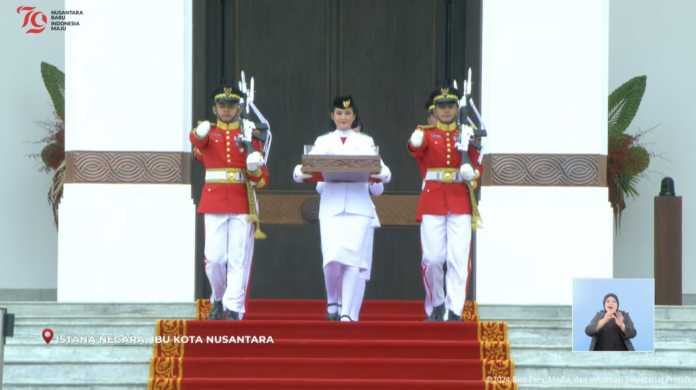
[408,86,483,322]
[190,85,269,321]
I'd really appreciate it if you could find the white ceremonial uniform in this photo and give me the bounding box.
[307,130,382,270]
[296,129,390,321]
[319,181,383,321]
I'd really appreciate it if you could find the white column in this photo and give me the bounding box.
[58,0,195,302]
[477,0,612,304]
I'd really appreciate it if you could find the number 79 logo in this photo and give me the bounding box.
[17,6,47,34]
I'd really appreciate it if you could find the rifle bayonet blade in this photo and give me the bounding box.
[249,77,255,105]
[469,98,484,128]
[467,69,472,95]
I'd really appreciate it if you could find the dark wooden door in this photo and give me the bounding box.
[192,0,481,301]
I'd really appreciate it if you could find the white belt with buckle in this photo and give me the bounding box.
[424,171,464,182]
[205,171,245,182]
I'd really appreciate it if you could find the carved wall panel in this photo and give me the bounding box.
[65,151,191,184]
[481,154,607,187]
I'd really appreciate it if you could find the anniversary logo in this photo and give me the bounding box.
[16,6,83,34]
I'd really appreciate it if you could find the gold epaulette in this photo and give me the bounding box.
[417,125,435,130]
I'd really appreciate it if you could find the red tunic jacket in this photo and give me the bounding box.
[190,120,269,215]
[408,122,483,222]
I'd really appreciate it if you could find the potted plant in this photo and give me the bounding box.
[28,62,65,229]
[607,75,656,229]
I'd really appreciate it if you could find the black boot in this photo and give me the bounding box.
[225,309,240,321]
[423,304,445,322]
[208,300,224,320]
[446,310,461,322]
[326,303,340,321]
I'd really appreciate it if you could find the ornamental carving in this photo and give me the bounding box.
[66,151,191,184]
[301,155,381,172]
[301,197,320,222]
[256,194,420,226]
[481,154,607,187]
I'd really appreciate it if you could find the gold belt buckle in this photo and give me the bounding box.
[443,171,453,183]
[226,171,236,181]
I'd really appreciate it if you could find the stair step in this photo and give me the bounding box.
[2,301,695,320]
[0,302,195,317]
[2,362,149,382]
[3,344,152,362]
[7,322,696,346]
[505,325,696,346]
[146,357,506,380]
[521,385,696,390]
[510,345,696,365]
[5,342,694,363]
[515,365,696,386]
[1,382,147,390]
[10,314,696,327]
[6,323,155,345]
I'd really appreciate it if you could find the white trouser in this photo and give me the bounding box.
[420,214,472,317]
[204,213,255,314]
[337,227,373,320]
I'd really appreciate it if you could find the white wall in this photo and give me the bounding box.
[481,0,608,155]
[58,0,195,302]
[65,0,189,152]
[478,0,613,305]
[610,0,696,293]
[0,0,64,290]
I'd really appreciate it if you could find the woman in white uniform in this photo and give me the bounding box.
[293,96,391,322]
[322,121,382,321]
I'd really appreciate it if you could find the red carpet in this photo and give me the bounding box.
[150,378,516,390]
[151,338,510,360]
[148,300,517,390]
[150,357,512,380]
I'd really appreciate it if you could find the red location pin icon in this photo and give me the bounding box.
[42,329,54,344]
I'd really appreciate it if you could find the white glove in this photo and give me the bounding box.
[370,163,391,183]
[195,121,211,138]
[460,164,475,181]
[246,152,264,172]
[293,165,312,183]
[454,142,467,154]
[369,182,384,196]
[410,130,424,148]
[316,182,325,195]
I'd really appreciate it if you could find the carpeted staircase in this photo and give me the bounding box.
[147,300,517,390]
[3,301,696,388]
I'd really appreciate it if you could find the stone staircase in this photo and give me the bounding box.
[480,305,696,389]
[1,302,695,389]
